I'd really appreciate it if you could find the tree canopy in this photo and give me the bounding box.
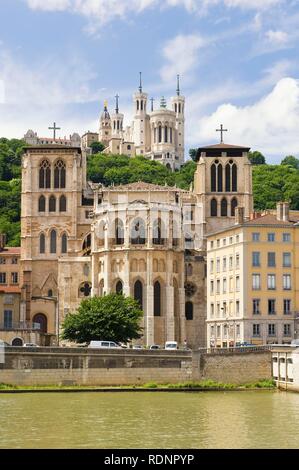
[281,155,299,169]
[248,151,266,165]
[0,138,299,246]
[61,294,143,344]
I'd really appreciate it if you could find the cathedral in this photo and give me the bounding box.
[82,74,185,171]
[18,118,253,347]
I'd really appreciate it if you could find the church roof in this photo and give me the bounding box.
[196,142,251,159]
[108,181,183,191]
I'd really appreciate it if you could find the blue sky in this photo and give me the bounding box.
[1,0,299,162]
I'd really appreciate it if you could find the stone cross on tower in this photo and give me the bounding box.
[48,122,61,140]
[216,124,228,144]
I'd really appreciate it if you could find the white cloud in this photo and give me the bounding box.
[160,34,205,82]
[193,78,299,156]
[23,0,285,29]
[265,29,289,44]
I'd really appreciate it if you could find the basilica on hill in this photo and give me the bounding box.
[15,76,253,349]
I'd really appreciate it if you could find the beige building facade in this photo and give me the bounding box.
[207,204,299,348]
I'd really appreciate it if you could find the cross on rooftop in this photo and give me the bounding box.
[216,124,228,143]
[48,122,61,140]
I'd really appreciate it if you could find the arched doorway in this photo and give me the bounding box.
[12,337,23,346]
[33,313,48,333]
[116,280,123,294]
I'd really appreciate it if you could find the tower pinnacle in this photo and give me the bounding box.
[176,74,180,96]
[139,72,142,93]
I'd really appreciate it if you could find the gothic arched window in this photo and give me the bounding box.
[130,218,146,245]
[211,164,216,192]
[154,281,161,317]
[50,229,57,254]
[225,163,231,192]
[211,198,217,216]
[61,233,67,254]
[39,160,51,189]
[49,195,56,212]
[38,195,46,212]
[158,125,162,143]
[54,159,66,189]
[164,125,168,143]
[211,160,223,192]
[153,219,164,245]
[221,198,228,217]
[225,160,238,192]
[217,163,223,192]
[116,280,123,294]
[231,197,238,216]
[59,195,67,212]
[134,280,143,310]
[185,301,193,320]
[39,233,45,254]
[137,100,139,111]
[232,163,237,192]
[115,218,124,245]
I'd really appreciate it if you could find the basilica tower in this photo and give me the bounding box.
[111,94,124,139]
[171,75,185,165]
[98,101,112,146]
[132,73,151,155]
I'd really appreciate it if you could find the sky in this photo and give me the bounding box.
[1,0,299,163]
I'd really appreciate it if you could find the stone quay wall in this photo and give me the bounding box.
[0,347,272,386]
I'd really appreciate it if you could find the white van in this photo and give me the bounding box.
[88,341,122,349]
[165,341,178,350]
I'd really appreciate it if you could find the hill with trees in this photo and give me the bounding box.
[0,138,298,246]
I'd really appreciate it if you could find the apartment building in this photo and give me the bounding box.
[207,204,299,347]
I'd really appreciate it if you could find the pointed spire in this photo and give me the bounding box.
[176,74,180,96]
[115,94,119,114]
[139,72,142,93]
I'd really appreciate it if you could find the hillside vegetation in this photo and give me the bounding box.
[1,138,299,246]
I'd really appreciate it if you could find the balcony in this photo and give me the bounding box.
[0,321,41,331]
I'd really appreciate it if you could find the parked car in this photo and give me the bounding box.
[149,344,160,350]
[23,343,39,348]
[88,340,122,349]
[238,342,254,347]
[165,341,178,350]
[132,345,143,350]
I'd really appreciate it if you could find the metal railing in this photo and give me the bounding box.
[0,321,40,331]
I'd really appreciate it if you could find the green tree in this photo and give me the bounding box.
[252,164,299,210]
[90,141,105,154]
[189,148,198,161]
[281,155,299,169]
[248,151,266,165]
[61,294,143,344]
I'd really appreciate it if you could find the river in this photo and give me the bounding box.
[1,390,299,448]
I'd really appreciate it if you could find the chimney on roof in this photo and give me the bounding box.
[235,207,244,225]
[277,202,289,222]
[0,234,6,251]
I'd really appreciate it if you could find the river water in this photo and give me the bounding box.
[1,390,299,448]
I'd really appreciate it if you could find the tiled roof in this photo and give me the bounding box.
[244,213,299,226]
[198,143,250,151]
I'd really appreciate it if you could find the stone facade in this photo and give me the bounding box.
[12,136,254,349]
[0,347,271,386]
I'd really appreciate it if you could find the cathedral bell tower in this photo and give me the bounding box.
[193,129,253,235]
[98,101,112,147]
[171,75,185,165]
